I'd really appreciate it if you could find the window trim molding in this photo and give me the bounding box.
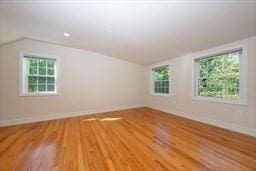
[150,64,171,96]
[19,52,60,97]
[192,43,248,105]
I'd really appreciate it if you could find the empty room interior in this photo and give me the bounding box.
[0,0,256,170]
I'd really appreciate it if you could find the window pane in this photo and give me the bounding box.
[47,68,54,75]
[47,85,55,92]
[28,58,37,67]
[39,67,46,75]
[47,60,55,68]
[38,84,46,91]
[165,88,168,94]
[157,82,160,88]
[38,77,46,84]
[28,84,37,92]
[157,88,160,93]
[29,67,37,75]
[28,76,37,84]
[161,81,165,88]
[154,82,157,88]
[39,59,46,67]
[161,88,165,92]
[47,77,55,84]
[166,81,169,88]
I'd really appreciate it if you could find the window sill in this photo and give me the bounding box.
[192,96,247,106]
[151,93,170,97]
[19,92,59,97]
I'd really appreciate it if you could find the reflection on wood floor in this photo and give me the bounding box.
[0,107,255,171]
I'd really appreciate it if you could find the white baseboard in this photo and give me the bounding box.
[2,104,255,137]
[0,104,144,127]
[147,105,256,137]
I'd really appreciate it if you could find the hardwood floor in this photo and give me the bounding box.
[0,107,255,171]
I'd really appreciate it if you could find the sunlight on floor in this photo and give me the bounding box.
[82,118,97,122]
[82,118,122,122]
[100,118,121,121]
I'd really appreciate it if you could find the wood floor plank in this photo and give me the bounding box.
[0,107,255,171]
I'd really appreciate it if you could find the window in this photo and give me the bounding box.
[194,47,247,104]
[151,65,170,95]
[20,53,58,96]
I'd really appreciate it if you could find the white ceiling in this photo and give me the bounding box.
[0,1,255,65]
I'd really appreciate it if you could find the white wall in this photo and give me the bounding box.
[145,37,256,136]
[0,37,255,137]
[0,39,146,124]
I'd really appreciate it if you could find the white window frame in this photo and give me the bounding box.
[150,64,171,96]
[192,44,247,105]
[19,52,59,96]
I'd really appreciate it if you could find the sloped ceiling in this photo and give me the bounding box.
[0,1,255,65]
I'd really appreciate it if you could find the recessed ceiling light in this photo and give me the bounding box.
[64,33,70,37]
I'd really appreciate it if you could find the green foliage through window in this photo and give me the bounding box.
[197,49,241,99]
[152,65,170,94]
